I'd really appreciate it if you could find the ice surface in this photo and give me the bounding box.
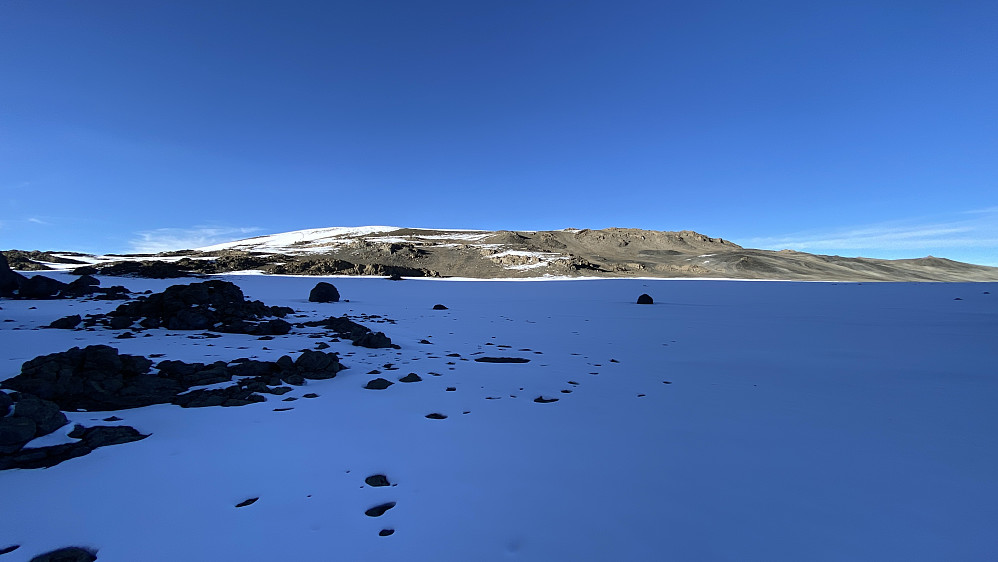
[1,275,997,561]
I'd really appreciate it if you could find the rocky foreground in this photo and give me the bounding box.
[5,226,998,282]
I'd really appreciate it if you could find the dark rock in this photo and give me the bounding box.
[68,424,148,447]
[0,253,27,297]
[432,304,448,310]
[102,416,123,422]
[303,393,319,398]
[18,275,68,299]
[0,545,20,555]
[108,316,134,330]
[379,529,395,537]
[308,282,340,303]
[354,331,396,349]
[445,387,456,391]
[48,315,82,329]
[425,413,447,419]
[534,396,559,403]
[364,378,393,390]
[235,497,259,508]
[365,474,390,487]
[474,357,530,363]
[636,293,654,305]
[399,373,422,383]
[0,417,37,454]
[78,259,196,278]
[365,502,396,517]
[28,546,97,562]
[13,395,68,436]
[0,391,12,416]
[293,350,342,379]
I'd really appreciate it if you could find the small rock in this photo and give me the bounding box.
[425,413,447,419]
[636,294,654,305]
[534,396,559,404]
[474,357,530,363]
[365,502,396,517]
[28,546,97,562]
[365,474,390,487]
[235,497,259,508]
[364,378,393,390]
[432,304,448,310]
[303,393,319,398]
[399,373,422,383]
[379,529,395,537]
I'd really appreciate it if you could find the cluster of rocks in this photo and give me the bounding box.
[300,315,399,349]
[51,280,295,335]
[73,260,197,279]
[0,390,148,470]
[1,345,345,470]
[0,254,128,300]
[1,345,344,412]
[1,250,89,271]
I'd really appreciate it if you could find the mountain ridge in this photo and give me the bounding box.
[5,226,998,282]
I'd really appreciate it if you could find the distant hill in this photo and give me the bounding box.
[6,226,998,281]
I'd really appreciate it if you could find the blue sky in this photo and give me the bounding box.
[1,1,996,265]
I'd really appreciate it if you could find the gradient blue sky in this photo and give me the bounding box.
[1,1,996,264]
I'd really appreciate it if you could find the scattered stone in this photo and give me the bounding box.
[425,413,447,419]
[315,342,330,350]
[379,529,395,537]
[235,497,259,508]
[303,393,319,398]
[534,396,559,403]
[102,416,123,422]
[0,545,20,555]
[445,387,456,392]
[300,316,399,349]
[28,546,97,562]
[365,474,390,487]
[663,381,672,384]
[399,373,422,383]
[636,293,654,305]
[364,378,393,390]
[474,357,530,363]
[432,304,448,310]
[418,339,432,344]
[365,502,397,517]
[47,315,82,329]
[273,407,294,412]
[308,282,340,303]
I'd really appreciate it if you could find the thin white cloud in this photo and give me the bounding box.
[26,217,50,225]
[744,208,998,260]
[130,226,262,253]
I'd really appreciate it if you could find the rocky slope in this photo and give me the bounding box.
[6,226,998,281]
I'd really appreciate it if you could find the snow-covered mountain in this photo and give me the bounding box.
[7,226,998,281]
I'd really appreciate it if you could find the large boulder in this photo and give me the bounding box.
[0,253,26,297]
[308,282,340,303]
[17,274,67,299]
[636,293,654,305]
[0,393,68,454]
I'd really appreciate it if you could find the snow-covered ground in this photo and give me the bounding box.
[2,275,997,561]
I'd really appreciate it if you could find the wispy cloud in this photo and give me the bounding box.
[26,217,50,225]
[130,226,262,253]
[744,208,998,265]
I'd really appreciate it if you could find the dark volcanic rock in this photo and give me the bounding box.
[379,529,395,537]
[365,474,391,487]
[77,259,196,278]
[17,275,68,299]
[0,391,11,416]
[1,345,168,411]
[365,502,396,517]
[235,497,259,508]
[534,396,559,403]
[364,378,393,390]
[29,546,98,562]
[102,280,293,335]
[293,350,343,379]
[474,357,531,363]
[636,293,654,305]
[0,253,27,297]
[302,315,399,349]
[48,315,82,329]
[398,373,422,383]
[308,282,340,303]
[425,413,447,419]
[1,423,148,470]
[432,304,448,310]
[13,395,69,436]
[0,417,37,454]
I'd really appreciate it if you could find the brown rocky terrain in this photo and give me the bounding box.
[5,227,998,281]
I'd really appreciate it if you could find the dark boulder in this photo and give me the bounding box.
[365,474,390,487]
[0,392,11,416]
[13,395,69,436]
[0,417,37,454]
[364,378,393,390]
[0,253,27,297]
[308,282,340,303]
[399,373,421,383]
[474,357,530,364]
[302,315,398,348]
[48,315,82,329]
[354,331,396,349]
[432,304,448,310]
[293,350,342,379]
[636,293,654,305]
[18,275,68,299]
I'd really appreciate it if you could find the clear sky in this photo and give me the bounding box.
[1,1,996,265]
